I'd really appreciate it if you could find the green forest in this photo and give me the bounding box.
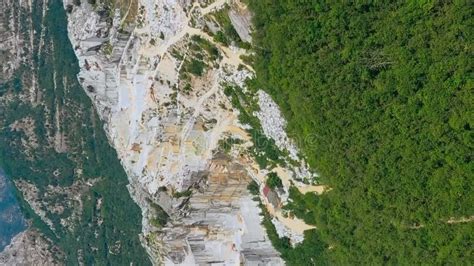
[248,0,473,264]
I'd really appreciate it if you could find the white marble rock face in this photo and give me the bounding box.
[64,0,286,264]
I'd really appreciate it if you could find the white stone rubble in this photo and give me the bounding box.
[255,90,299,160]
[272,217,305,246]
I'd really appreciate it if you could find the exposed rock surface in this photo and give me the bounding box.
[255,90,299,161]
[255,90,316,184]
[228,1,253,43]
[65,0,284,264]
[155,154,281,265]
[0,229,63,266]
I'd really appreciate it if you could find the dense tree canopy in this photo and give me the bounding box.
[248,0,473,264]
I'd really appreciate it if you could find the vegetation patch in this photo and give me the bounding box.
[147,199,170,228]
[207,5,250,48]
[191,35,220,61]
[218,136,244,154]
[247,184,328,265]
[173,189,192,198]
[183,58,206,76]
[223,84,285,169]
[247,180,260,196]
[266,172,283,189]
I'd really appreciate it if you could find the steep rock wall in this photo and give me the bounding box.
[64,0,283,264]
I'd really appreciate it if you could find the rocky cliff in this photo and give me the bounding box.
[0,0,320,263]
[62,0,304,264]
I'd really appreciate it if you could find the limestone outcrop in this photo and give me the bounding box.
[64,0,285,264]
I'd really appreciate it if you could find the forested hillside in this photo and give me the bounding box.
[248,1,473,264]
[0,0,150,264]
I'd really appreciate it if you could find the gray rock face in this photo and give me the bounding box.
[255,90,316,184]
[64,0,283,264]
[255,90,298,160]
[152,154,282,265]
[228,2,253,43]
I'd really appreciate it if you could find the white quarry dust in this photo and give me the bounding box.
[200,0,228,15]
[298,184,327,194]
[65,0,324,264]
[274,166,326,195]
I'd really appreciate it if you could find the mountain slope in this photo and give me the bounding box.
[0,0,150,264]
